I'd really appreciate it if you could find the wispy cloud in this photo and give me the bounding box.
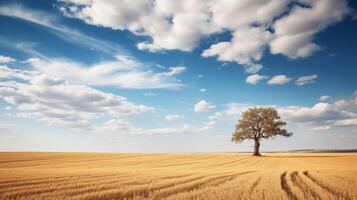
[295,74,318,86]
[0,4,122,55]
[0,39,48,60]
[319,95,330,101]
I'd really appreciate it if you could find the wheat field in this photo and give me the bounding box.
[0,152,356,200]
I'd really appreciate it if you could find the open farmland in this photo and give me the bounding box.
[0,152,356,200]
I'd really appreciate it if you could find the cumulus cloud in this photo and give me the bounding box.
[194,100,215,112]
[202,27,272,73]
[319,95,330,101]
[27,56,185,89]
[165,114,184,121]
[334,97,357,110]
[270,0,349,58]
[0,66,153,130]
[207,94,357,131]
[0,66,39,82]
[267,75,291,85]
[277,96,357,129]
[60,0,219,52]
[246,74,268,84]
[0,55,15,63]
[59,0,349,71]
[295,74,318,86]
[278,103,355,123]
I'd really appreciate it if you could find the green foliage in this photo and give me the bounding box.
[231,107,292,143]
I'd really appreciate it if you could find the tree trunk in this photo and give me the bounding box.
[253,138,261,156]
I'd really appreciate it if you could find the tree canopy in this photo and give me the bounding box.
[231,107,292,156]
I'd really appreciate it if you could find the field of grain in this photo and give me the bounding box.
[0,152,356,200]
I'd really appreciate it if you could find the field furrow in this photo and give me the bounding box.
[0,152,355,200]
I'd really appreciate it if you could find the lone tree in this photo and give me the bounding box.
[231,107,292,156]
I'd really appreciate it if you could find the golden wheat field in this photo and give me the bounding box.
[0,152,356,200]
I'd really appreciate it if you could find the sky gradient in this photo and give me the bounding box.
[0,0,356,152]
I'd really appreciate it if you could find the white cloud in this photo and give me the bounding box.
[246,74,268,84]
[0,65,212,135]
[205,103,276,127]
[59,0,349,71]
[165,114,184,121]
[270,0,349,58]
[0,4,54,28]
[0,55,15,63]
[333,98,357,110]
[207,94,357,131]
[223,103,249,117]
[27,56,185,89]
[202,27,272,73]
[243,64,263,74]
[295,74,318,86]
[162,66,186,77]
[277,97,357,129]
[200,0,290,72]
[0,66,153,130]
[0,66,39,82]
[270,34,320,59]
[61,0,219,52]
[194,100,215,112]
[319,95,330,101]
[267,75,291,85]
[278,103,355,123]
[200,88,207,92]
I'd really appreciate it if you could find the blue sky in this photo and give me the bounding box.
[0,0,356,152]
